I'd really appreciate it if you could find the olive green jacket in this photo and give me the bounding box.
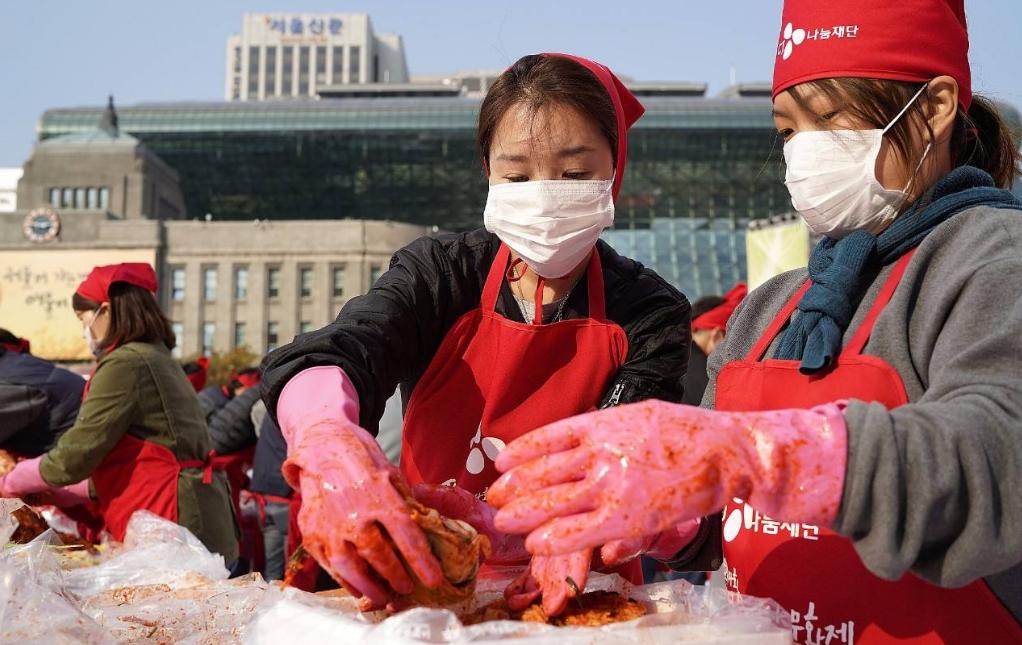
[40,342,238,562]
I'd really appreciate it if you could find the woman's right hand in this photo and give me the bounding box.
[284,421,444,610]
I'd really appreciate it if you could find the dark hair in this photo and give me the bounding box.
[477,55,618,167]
[788,78,1021,190]
[182,361,204,375]
[72,283,176,352]
[691,296,727,321]
[0,328,19,345]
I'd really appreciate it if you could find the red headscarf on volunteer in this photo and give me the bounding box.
[772,0,972,109]
[692,283,748,333]
[542,54,644,201]
[481,53,645,202]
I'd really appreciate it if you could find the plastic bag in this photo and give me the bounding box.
[0,506,108,644]
[1,505,241,643]
[0,502,791,644]
[61,509,230,598]
[243,570,792,644]
[0,499,22,544]
[80,574,270,643]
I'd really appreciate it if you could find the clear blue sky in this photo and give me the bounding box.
[1,1,1019,167]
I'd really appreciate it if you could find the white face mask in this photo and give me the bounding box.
[81,307,103,357]
[483,179,615,279]
[783,84,931,239]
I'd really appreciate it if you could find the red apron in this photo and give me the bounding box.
[90,435,216,541]
[401,244,640,582]
[81,356,222,542]
[715,250,1021,644]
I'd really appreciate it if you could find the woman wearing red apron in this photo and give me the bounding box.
[489,2,1022,643]
[0,263,239,563]
[260,53,694,614]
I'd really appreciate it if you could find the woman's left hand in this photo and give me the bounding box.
[506,550,593,617]
[488,400,848,557]
[0,456,50,499]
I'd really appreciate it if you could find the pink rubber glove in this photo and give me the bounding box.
[489,399,847,556]
[599,518,702,567]
[0,456,50,498]
[506,550,593,617]
[411,483,586,617]
[411,483,529,564]
[29,480,92,508]
[279,367,443,609]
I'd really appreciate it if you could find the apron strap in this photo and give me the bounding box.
[745,281,812,361]
[480,244,608,323]
[841,248,919,357]
[179,449,219,485]
[481,244,513,314]
[585,249,607,321]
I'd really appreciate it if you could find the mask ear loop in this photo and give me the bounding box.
[881,82,930,136]
[505,257,526,283]
[877,82,933,199]
[504,258,544,325]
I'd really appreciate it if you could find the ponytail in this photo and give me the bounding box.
[951,95,1021,189]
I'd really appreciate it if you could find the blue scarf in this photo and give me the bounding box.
[775,166,1022,373]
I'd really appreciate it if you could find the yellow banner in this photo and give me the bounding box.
[746,220,810,290]
[0,249,156,361]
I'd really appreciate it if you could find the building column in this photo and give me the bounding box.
[249,261,268,354]
[185,260,203,357]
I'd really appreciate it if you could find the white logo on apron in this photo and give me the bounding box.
[722,499,820,542]
[465,426,506,475]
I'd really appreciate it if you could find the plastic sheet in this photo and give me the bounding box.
[0,501,791,644]
[244,569,792,644]
[61,510,229,597]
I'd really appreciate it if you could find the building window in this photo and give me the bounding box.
[171,267,186,302]
[298,46,310,95]
[315,45,327,87]
[202,322,215,356]
[203,267,217,302]
[267,267,281,299]
[74,188,86,209]
[266,321,279,352]
[332,266,345,298]
[299,321,312,335]
[171,322,184,359]
[370,264,384,286]
[373,54,379,83]
[349,45,361,83]
[98,187,109,210]
[234,266,249,300]
[87,187,98,209]
[264,46,277,97]
[282,46,293,96]
[62,188,73,208]
[248,46,260,98]
[234,322,247,349]
[299,267,313,298]
[49,188,60,207]
[331,46,344,83]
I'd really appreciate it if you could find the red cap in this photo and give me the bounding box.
[692,283,748,332]
[184,356,209,392]
[772,0,972,109]
[230,369,261,389]
[76,263,158,304]
[542,53,645,200]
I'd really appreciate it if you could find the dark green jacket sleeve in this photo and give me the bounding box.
[40,352,136,486]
